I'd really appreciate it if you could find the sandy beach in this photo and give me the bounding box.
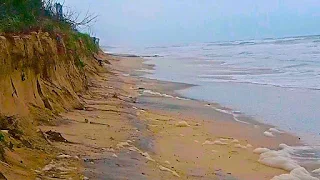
[1,1,319,180]
[36,52,307,180]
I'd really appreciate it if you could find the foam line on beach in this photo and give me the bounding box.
[208,106,251,125]
[142,89,189,100]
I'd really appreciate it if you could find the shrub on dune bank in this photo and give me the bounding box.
[0,0,99,54]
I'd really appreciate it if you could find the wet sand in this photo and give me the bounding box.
[40,53,301,180]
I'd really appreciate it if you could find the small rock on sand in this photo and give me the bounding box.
[56,154,72,159]
[176,121,190,127]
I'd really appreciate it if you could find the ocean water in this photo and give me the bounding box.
[106,36,320,176]
[107,36,320,145]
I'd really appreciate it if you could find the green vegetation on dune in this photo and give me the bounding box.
[0,0,43,32]
[0,0,99,54]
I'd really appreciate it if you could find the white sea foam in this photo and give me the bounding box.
[176,121,190,127]
[143,90,174,98]
[253,147,270,154]
[246,144,253,148]
[213,140,228,145]
[233,115,251,124]
[269,128,284,134]
[143,89,188,100]
[176,96,189,100]
[214,108,233,115]
[231,139,239,143]
[255,144,320,180]
[271,167,319,180]
[263,131,275,137]
[219,138,230,142]
[312,168,320,174]
[234,144,247,149]
[202,140,228,145]
[213,107,251,124]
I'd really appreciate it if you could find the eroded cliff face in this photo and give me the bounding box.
[0,31,102,179]
[0,31,99,116]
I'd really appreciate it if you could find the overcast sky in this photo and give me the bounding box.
[64,0,320,46]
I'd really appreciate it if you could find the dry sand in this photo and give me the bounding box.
[40,53,301,180]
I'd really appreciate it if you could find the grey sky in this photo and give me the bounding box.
[64,0,320,46]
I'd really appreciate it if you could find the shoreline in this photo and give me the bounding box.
[40,52,317,179]
[127,55,302,142]
[136,51,320,146]
[137,56,318,146]
[106,54,305,177]
[111,54,320,177]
